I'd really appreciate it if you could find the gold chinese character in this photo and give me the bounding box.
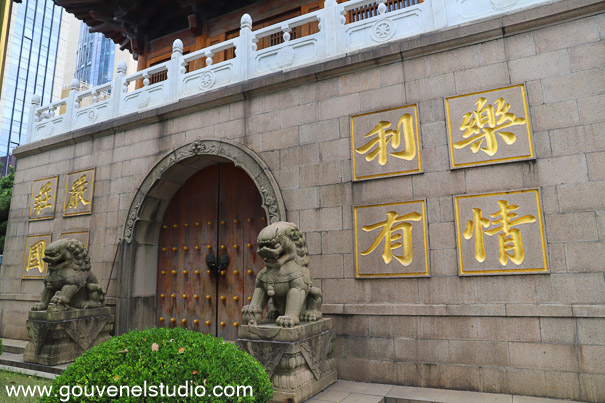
[356,114,416,166]
[33,182,53,216]
[26,240,46,273]
[463,200,536,265]
[454,97,526,156]
[361,210,422,266]
[66,174,91,210]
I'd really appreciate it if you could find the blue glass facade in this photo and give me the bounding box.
[75,22,115,87]
[0,0,62,155]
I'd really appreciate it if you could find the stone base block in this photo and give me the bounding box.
[237,318,337,403]
[24,307,114,366]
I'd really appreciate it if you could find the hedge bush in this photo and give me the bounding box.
[43,327,272,402]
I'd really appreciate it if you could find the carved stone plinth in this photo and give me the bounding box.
[24,307,114,366]
[237,318,336,403]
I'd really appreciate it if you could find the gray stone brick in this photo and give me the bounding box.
[360,83,406,113]
[403,56,428,81]
[509,49,571,82]
[280,102,318,128]
[245,110,281,135]
[454,63,510,95]
[320,138,350,163]
[320,183,352,208]
[465,163,525,194]
[415,339,450,363]
[263,87,299,112]
[426,46,478,77]
[299,119,340,145]
[367,279,419,304]
[504,32,536,59]
[338,68,381,96]
[558,182,605,213]
[319,93,360,120]
[542,69,605,103]
[524,154,587,187]
[588,151,605,181]
[429,222,456,249]
[298,78,339,105]
[352,175,413,205]
[477,317,540,342]
[525,80,544,106]
[418,98,445,123]
[535,273,605,304]
[299,207,342,232]
[418,276,475,305]
[260,126,298,151]
[308,254,343,279]
[321,230,353,255]
[413,170,466,198]
[540,317,577,344]
[530,100,579,132]
[300,161,341,187]
[449,340,509,366]
[406,73,456,102]
[533,16,599,53]
[578,93,605,124]
[545,212,598,242]
[369,316,418,339]
[581,373,605,402]
[478,39,506,65]
[280,143,319,168]
[282,187,320,211]
[578,318,605,345]
[571,40,605,72]
[380,62,404,87]
[509,342,578,371]
[544,370,581,400]
[580,345,605,374]
[421,121,447,148]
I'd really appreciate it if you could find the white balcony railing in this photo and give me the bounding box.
[26,0,552,144]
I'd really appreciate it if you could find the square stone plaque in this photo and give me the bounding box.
[60,231,89,248]
[446,84,535,169]
[29,176,58,221]
[22,234,52,279]
[454,189,548,276]
[351,104,422,181]
[63,168,95,217]
[354,200,429,278]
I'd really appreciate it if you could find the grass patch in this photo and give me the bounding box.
[0,369,54,402]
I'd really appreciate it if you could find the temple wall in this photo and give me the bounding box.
[2,1,604,400]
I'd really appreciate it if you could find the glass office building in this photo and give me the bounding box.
[0,0,63,158]
[75,22,115,87]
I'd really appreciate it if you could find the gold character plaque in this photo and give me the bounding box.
[446,84,535,169]
[351,104,422,181]
[355,200,429,278]
[29,176,58,221]
[454,189,548,276]
[63,168,95,217]
[60,231,89,248]
[22,234,52,279]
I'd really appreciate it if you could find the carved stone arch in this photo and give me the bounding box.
[115,138,285,334]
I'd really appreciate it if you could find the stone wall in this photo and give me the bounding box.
[3,1,605,400]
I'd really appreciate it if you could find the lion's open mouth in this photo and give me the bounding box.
[43,248,65,265]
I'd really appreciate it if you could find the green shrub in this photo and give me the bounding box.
[43,327,272,402]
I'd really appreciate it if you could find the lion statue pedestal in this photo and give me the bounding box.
[236,222,336,403]
[23,239,114,366]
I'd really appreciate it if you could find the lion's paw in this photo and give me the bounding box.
[266,309,280,320]
[30,303,47,311]
[242,304,263,324]
[276,315,299,328]
[301,309,322,322]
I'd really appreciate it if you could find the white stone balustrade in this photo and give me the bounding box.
[26,0,553,144]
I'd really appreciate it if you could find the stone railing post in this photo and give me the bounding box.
[66,78,79,133]
[323,0,342,57]
[112,61,127,118]
[238,13,253,81]
[431,0,448,30]
[169,39,183,102]
[26,94,41,143]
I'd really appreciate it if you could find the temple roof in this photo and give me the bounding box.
[54,0,260,55]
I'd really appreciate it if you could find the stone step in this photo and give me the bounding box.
[0,351,69,376]
[2,338,27,354]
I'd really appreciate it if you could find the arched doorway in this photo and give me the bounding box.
[117,139,286,336]
[156,163,266,340]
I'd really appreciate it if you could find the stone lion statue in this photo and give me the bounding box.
[242,222,322,327]
[31,239,105,312]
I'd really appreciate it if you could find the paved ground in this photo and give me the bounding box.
[306,380,585,403]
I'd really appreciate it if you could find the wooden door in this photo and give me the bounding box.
[156,163,266,340]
